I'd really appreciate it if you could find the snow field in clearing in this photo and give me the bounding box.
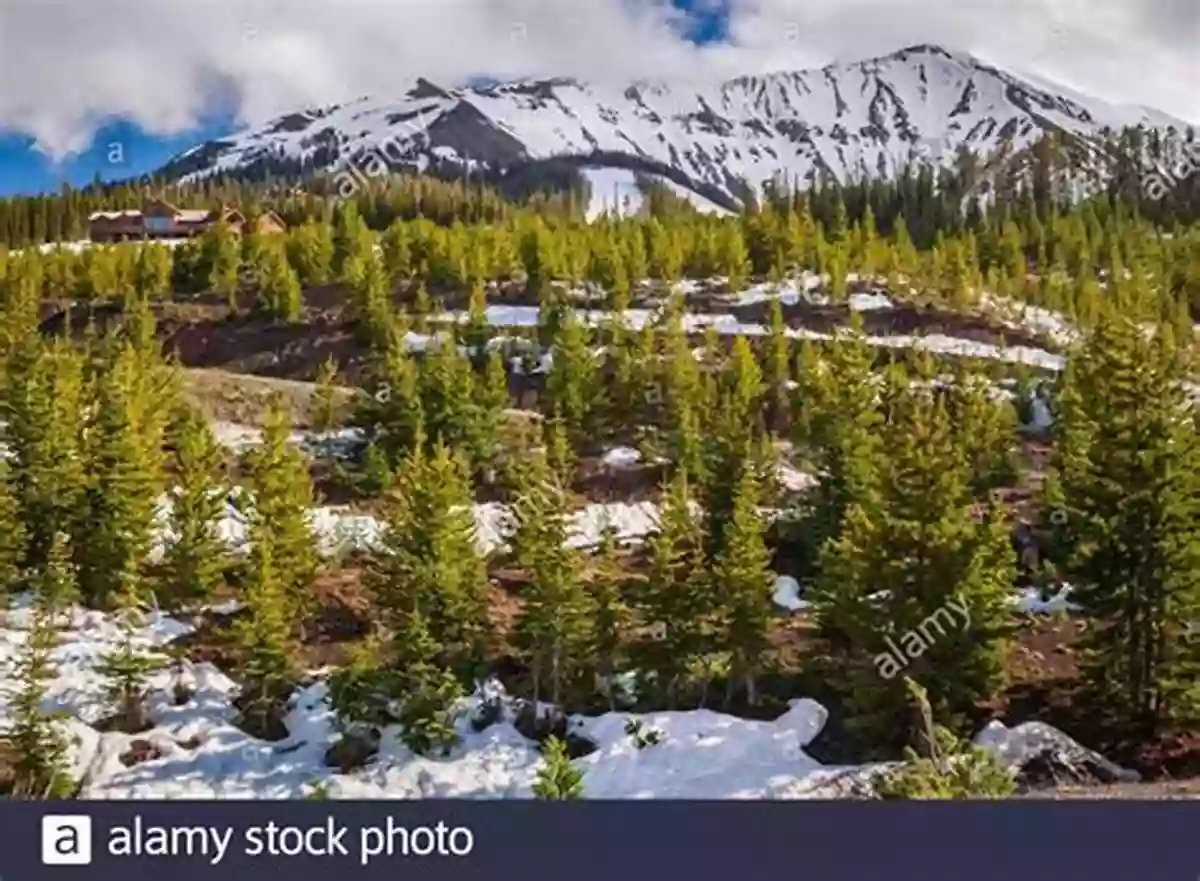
[0,584,1086,800]
[0,595,857,799]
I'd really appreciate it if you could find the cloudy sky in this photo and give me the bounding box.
[0,0,1196,193]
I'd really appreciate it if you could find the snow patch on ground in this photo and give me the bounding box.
[0,598,862,800]
[601,446,643,469]
[981,295,1080,348]
[778,464,818,492]
[433,304,1066,371]
[150,492,666,560]
[1013,585,1080,615]
[772,575,807,613]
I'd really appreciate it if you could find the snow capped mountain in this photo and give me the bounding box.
[161,44,1192,208]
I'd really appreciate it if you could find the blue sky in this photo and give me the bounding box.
[0,0,729,197]
[0,119,235,197]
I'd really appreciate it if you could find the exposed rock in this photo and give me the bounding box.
[324,727,380,773]
[974,721,1141,790]
[119,739,165,768]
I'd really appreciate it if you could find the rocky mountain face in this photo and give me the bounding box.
[159,44,1191,207]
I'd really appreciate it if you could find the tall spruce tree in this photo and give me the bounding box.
[5,337,87,573]
[638,470,715,708]
[0,455,25,597]
[793,327,885,581]
[75,342,164,608]
[391,607,464,757]
[509,448,594,715]
[4,592,75,798]
[1048,308,1200,737]
[587,522,634,710]
[712,464,773,707]
[810,372,1016,749]
[365,440,491,685]
[544,308,602,450]
[230,540,297,739]
[240,396,319,635]
[161,410,228,607]
[311,356,343,432]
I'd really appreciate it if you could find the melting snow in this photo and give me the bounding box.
[0,598,859,800]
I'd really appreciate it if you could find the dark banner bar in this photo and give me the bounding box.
[7,801,1196,881]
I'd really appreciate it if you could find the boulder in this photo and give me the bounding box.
[974,721,1141,790]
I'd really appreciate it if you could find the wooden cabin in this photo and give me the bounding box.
[89,200,287,243]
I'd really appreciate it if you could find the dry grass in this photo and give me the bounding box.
[181,368,356,428]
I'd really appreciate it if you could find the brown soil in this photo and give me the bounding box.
[38,276,1060,402]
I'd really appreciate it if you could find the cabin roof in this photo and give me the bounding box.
[88,210,142,221]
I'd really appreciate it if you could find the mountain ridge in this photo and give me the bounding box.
[158,43,1195,208]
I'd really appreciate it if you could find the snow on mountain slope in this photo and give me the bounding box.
[582,168,644,220]
[581,168,731,218]
[165,45,1191,207]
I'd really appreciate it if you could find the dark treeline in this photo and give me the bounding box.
[2,125,1198,249]
[3,166,1197,330]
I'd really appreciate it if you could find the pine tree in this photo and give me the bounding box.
[311,356,342,432]
[94,573,166,733]
[659,310,707,481]
[5,337,87,573]
[509,449,594,716]
[464,279,491,357]
[712,465,773,707]
[472,349,510,479]
[793,327,884,580]
[418,337,483,462]
[31,531,79,618]
[204,220,242,308]
[587,523,634,709]
[365,440,491,685]
[761,298,791,435]
[704,336,763,561]
[230,540,297,739]
[946,365,1019,492]
[134,244,174,300]
[240,396,319,634]
[4,594,75,798]
[544,309,601,450]
[351,250,393,348]
[1049,308,1200,737]
[392,608,463,757]
[355,335,425,469]
[257,240,302,322]
[0,455,25,598]
[75,343,165,608]
[533,735,584,799]
[160,410,228,607]
[287,220,334,286]
[810,375,1016,749]
[638,470,715,708]
[380,220,413,282]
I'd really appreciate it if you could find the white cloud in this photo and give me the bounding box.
[0,0,1194,160]
[712,0,1198,121]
